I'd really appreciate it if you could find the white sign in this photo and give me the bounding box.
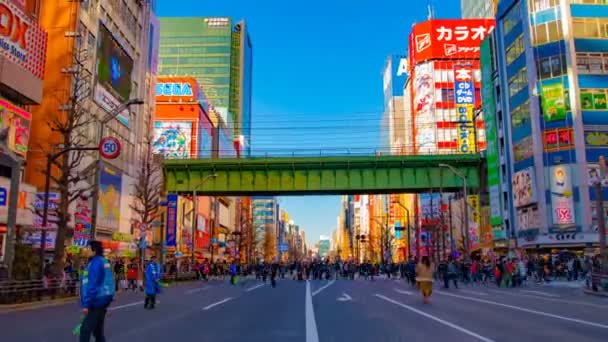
[99,137,121,159]
[436,25,494,42]
[156,82,193,97]
[94,84,129,126]
[396,58,408,76]
[0,177,35,226]
[415,33,431,52]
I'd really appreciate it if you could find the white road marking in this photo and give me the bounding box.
[336,293,352,301]
[459,289,489,296]
[312,280,335,297]
[375,294,495,342]
[245,283,266,292]
[519,290,559,298]
[306,281,320,342]
[486,289,608,309]
[109,300,160,311]
[185,287,207,294]
[436,291,608,329]
[202,297,233,311]
[394,288,414,295]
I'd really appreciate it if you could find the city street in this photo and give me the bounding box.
[2,278,608,342]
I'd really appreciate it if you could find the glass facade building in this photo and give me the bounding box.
[490,0,608,248]
[158,17,252,155]
[461,0,497,18]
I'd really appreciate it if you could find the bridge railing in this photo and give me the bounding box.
[173,146,483,159]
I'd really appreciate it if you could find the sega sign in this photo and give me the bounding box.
[156,82,193,97]
[391,55,408,96]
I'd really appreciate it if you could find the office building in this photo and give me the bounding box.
[158,17,252,155]
[491,0,608,249]
[461,0,497,19]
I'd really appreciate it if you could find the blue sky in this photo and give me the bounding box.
[157,0,462,246]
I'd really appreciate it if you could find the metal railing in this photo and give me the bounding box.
[0,277,79,305]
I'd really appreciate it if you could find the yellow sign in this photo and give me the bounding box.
[457,105,476,153]
[585,131,608,147]
[112,232,133,242]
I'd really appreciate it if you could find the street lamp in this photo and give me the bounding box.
[392,200,411,260]
[90,98,144,239]
[439,163,471,262]
[191,174,218,265]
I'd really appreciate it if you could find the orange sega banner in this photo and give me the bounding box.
[156,76,201,103]
[409,19,495,64]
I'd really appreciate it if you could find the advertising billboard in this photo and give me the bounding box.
[0,1,48,80]
[480,37,502,227]
[468,195,480,249]
[454,64,476,154]
[512,167,537,208]
[94,21,135,126]
[73,197,92,247]
[544,128,574,151]
[410,19,495,64]
[414,62,436,154]
[549,165,575,226]
[155,77,201,103]
[97,163,122,231]
[513,136,534,162]
[152,121,193,159]
[584,130,608,148]
[389,55,408,96]
[541,83,566,122]
[0,99,31,157]
[165,194,178,247]
[0,178,35,226]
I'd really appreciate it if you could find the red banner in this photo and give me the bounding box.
[410,19,495,64]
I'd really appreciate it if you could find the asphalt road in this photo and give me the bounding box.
[2,277,608,341]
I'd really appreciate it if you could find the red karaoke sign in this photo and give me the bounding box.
[409,19,495,64]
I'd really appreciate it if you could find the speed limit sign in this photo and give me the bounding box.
[99,137,121,159]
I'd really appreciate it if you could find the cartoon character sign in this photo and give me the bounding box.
[152,121,192,159]
[550,165,575,225]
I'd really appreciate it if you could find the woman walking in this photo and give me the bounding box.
[416,256,434,304]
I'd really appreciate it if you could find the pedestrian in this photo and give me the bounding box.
[444,257,458,289]
[271,258,279,287]
[416,256,434,304]
[230,261,238,285]
[144,256,161,309]
[79,240,115,342]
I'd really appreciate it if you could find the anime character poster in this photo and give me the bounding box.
[152,121,192,159]
[97,164,122,231]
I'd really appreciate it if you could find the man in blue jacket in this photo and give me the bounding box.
[80,240,115,342]
[144,255,161,309]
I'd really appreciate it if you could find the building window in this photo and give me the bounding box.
[508,67,528,97]
[577,53,608,74]
[502,1,522,35]
[439,89,455,103]
[506,34,525,65]
[572,18,608,38]
[538,54,566,79]
[531,20,563,45]
[528,0,559,12]
[511,100,531,129]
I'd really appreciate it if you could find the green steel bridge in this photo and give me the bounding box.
[163,153,483,195]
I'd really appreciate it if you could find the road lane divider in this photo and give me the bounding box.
[185,287,208,294]
[486,288,608,309]
[519,290,559,298]
[245,283,266,292]
[458,289,489,296]
[374,294,495,342]
[436,291,608,329]
[394,288,414,296]
[312,280,335,297]
[109,300,160,311]
[306,281,320,342]
[203,297,233,311]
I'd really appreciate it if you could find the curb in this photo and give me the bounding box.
[583,289,608,298]
[0,296,78,314]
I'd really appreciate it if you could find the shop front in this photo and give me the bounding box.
[0,177,36,262]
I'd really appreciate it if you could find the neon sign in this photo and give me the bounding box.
[156,82,193,97]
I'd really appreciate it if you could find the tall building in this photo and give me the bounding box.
[25,0,157,256]
[318,235,330,258]
[490,0,608,250]
[0,0,48,267]
[158,17,252,155]
[251,196,277,258]
[383,55,410,154]
[461,0,497,19]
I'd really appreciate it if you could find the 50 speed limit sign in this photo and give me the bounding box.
[99,137,121,159]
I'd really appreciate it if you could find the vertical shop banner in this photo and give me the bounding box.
[165,194,178,247]
[541,83,567,122]
[414,62,437,154]
[73,197,92,247]
[0,99,31,157]
[480,38,502,227]
[97,164,122,231]
[454,65,476,154]
[549,165,575,226]
[468,195,480,249]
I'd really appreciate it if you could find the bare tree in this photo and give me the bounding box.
[130,114,162,246]
[40,40,97,274]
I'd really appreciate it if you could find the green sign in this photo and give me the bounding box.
[580,91,607,110]
[541,83,567,122]
[480,38,503,228]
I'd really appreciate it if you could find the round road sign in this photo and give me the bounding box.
[99,137,121,159]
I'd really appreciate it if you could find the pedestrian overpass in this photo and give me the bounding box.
[162,153,482,195]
